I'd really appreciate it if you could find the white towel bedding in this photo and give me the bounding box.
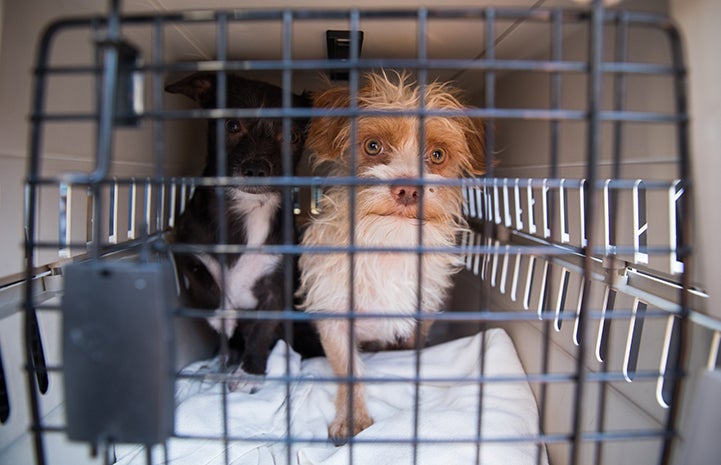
[115,329,547,465]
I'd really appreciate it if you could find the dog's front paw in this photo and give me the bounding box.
[227,366,265,394]
[328,412,374,445]
[207,316,237,339]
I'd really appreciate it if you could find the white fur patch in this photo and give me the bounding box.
[298,208,463,345]
[201,191,282,338]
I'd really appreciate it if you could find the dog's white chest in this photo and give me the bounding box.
[300,214,461,343]
[198,193,282,335]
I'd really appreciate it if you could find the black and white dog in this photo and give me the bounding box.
[166,72,320,390]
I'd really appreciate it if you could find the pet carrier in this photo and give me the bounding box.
[1,0,720,465]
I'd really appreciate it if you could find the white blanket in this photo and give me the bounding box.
[115,329,547,465]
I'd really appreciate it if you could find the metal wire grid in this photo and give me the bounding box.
[19,3,702,465]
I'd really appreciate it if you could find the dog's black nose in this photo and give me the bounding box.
[239,160,272,178]
[243,166,268,177]
[391,185,419,206]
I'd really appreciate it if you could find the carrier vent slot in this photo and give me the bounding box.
[633,180,648,264]
[526,180,536,235]
[536,260,550,319]
[473,235,483,277]
[0,342,9,423]
[85,187,93,246]
[144,178,153,236]
[127,180,137,239]
[670,181,684,274]
[461,230,472,270]
[580,179,588,248]
[462,185,474,219]
[603,180,614,252]
[554,268,570,331]
[541,180,551,239]
[482,236,493,281]
[623,299,647,382]
[523,255,536,311]
[179,180,190,218]
[490,240,500,288]
[28,310,49,395]
[559,179,570,244]
[502,179,512,228]
[477,186,485,221]
[499,246,510,295]
[108,179,118,244]
[573,280,588,346]
[708,331,721,370]
[168,183,177,228]
[514,179,523,230]
[492,180,499,224]
[657,315,682,408]
[58,183,71,258]
[596,287,617,363]
[511,253,521,302]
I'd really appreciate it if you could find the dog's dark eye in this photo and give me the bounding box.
[364,139,383,156]
[429,148,447,165]
[226,119,242,133]
[291,129,301,145]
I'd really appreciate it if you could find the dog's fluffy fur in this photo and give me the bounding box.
[166,72,319,391]
[297,71,485,440]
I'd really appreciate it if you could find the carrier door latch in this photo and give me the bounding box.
[326,30,364,81]
[62,259,176,445]
[95,38,143,127]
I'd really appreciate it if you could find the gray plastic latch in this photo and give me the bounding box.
[62,260,176,445]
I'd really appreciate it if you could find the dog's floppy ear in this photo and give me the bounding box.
[306,85,351,163]
[165,72,217,108]
[300,90,314,107]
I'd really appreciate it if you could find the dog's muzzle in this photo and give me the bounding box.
[238,159,273,178]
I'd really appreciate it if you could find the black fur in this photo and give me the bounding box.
[166,72,322,380]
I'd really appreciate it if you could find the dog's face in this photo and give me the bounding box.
[306,71,485,222]
[166,72,310,194]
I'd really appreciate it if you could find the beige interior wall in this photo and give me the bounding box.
[0,1,103,279]
[487,1,721,464]
[669,0,721,321]
[0,1,207,278]
[667,0,721,462]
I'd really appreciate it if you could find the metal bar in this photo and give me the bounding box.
[23,6,682,29]
[570,1,605,463]
[659,15,693,464]
[412,7,429,465]
[37,56,682,77]
[345,9,361,462]
[36,106,687,124]
[281,9,296,465]
[22,8,87,465]
[212,12,231,465]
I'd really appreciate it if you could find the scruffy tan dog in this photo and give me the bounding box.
[297,71,486,441]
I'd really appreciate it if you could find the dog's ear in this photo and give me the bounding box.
[294,90,314,134]
[165,72,217,108]
[300,90,314,107]
[307,86,351,162]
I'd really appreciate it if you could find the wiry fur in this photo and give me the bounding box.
[297,70,485,440]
